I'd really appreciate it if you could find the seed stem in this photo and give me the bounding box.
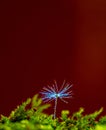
[54,97,57,119]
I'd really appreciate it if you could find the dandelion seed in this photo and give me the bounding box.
[40,80,73,119]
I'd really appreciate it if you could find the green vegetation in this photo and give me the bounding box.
[0,94,106,130]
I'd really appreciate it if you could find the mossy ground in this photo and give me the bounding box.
[0,95,106,130]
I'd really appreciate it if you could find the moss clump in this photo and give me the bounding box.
[0,94,106,130]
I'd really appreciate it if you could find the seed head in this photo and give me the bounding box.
[40,80,73,103]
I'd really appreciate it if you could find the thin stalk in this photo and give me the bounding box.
[54,97,57,119]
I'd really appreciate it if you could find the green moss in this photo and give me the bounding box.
[0,94,106,130]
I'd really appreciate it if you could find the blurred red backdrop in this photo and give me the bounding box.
[0,0,105,116]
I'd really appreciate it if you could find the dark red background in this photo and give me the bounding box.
[0,0,105,116]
